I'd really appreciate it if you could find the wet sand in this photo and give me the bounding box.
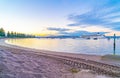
[0,39,116,78]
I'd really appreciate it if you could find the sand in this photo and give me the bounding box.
[0,39,117,78]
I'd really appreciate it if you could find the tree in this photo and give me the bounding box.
[0,28,5,37]
[7,31,36,38]
[7,31,10,37]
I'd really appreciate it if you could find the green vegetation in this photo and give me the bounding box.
[0,28,5,37]
[69,68,80,78]
[7,31,35,38]
[70,68,79,73]
[0,27,36,38]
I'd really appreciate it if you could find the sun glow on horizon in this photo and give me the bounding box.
[2,26,120,36]
[105,31,120,36]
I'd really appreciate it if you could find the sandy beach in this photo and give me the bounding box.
[0,39,119,78]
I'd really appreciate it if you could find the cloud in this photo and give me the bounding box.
[46,27,108,36]
[67,0,120,31]
[47,27,70,32]
[59,30,90,36]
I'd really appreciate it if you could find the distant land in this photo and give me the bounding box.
[37,34,120,39]
[1,27,120,39]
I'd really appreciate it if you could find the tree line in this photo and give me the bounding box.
[0,28,36,38]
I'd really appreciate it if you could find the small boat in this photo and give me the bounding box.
[93,38,98,40]
[86,37,90,39]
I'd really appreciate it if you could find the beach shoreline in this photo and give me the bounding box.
[2,39,102,61]
[3,38,120,65]
[0,38,119,78]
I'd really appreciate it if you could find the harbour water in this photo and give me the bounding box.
[6,38,120,55]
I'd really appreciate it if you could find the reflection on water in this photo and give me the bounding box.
[113,34,116,55]
[6,38,120,55]
[113,37,116,55]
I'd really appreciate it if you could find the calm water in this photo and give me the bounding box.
[6,38,120,55]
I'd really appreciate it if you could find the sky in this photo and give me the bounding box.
[0,0,120,36]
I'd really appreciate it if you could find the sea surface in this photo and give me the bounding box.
[6,38,120,55]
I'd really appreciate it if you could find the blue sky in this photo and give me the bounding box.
[0,0,120,36]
